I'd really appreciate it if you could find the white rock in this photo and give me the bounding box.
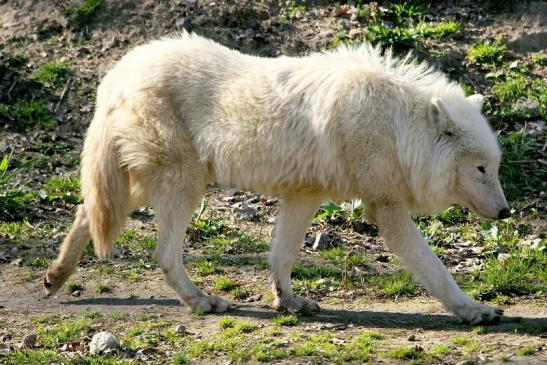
[89,331,119,355]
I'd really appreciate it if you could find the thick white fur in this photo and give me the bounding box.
[45,33,509,324]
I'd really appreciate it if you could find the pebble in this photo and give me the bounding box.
[407,334,416,341]
[175,324,186,334]
[89,331,119,355]
[312,233,329,250]
[18,333,37,349]
[231,202,258,221]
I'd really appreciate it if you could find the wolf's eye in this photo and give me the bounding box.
[477,166,486,174]
[444,131,453,137]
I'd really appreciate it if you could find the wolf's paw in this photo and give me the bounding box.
[273,295,320,313]
[43,263,71,297]
[454,302,503,325]
[187,295,231,313]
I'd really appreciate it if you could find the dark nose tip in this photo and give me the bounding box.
[498,208,511,219]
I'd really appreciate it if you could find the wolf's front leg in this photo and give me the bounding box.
[269,194,324,312]
[375,205,502,324]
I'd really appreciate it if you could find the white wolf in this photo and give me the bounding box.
[44,33,510,324]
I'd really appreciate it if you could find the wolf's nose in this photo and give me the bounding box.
[498,208,511,219]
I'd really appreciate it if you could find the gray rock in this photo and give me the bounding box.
[407,334,416,341]
[18,333,37,349]
[176,17,192,32]
[513,98,540,119]
[174,324,186,334]
[89,331,119,355]
[231,202,258,221]
[312,233,329,250]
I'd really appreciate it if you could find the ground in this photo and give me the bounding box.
[0,1,546,364]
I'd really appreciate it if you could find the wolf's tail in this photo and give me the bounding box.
[81,111,129,259]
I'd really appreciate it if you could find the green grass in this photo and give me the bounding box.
[419,21,462,39]
[214,276,239,291]
[117,229,156,256]
[273,314,299,326]
[531,52,546,65]
[96,282,112,294]
[472,247,546,298]
[431,344,452,356]
[371,271,420,298]
[230,287,250,300]
[64,0,103,27]
[65,281,84,294]
[33,60,71,84]
[451,335,485,353]
[519,346,537,356]
[467,40,506,65]
[172,352,189,364]
[205,233,269,254]
[11,99,56,128]
[37,317,92,349]
[292,264,340,279]
[386,345,426,360]
[42,175,81,203]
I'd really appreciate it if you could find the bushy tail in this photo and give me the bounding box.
[81,112,129,259]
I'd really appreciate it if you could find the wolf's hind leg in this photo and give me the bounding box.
[44,205,91,295]
[375,205,503,324]
[150,170,229,313]
[270,193,324,312]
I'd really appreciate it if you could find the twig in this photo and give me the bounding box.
[195,196,206,222]
[509,160,536,164]
[54,77,73,113]
[7,79,17,101]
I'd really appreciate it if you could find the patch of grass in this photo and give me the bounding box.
[64,0,103,27]
[96,282,112,294]
[214,276,239,292]
[286,1,305,20]
[188,215,229,241]
[172,352,189,364]
[230,287,250,300]
[419,21,462,39]
[273,314,299,326]
[84,310,101,320]
[12,99,56,128]
[25,256,51,268]
[519,346,537,356]
[473,247,546,298]
[219,317,236,329]
[65,281,84,294]
[372,271,420,298]
[292,264,340,279]
[498,131,544,199]
[387,345,426,360]
[111,311,128,320]
[1,350,62,364]
[531,52,546,65]
[451,335,483,353]
[31,315,60,324]
[366,24,419,51]
[205,232,268,254]
[37,317,92,349]
[0,154,35,219]
[191,258,222,275]
[467,40,506,65]
[42,175,81,203]
[431,344,452,356]
[117,229,156,256]
[33,60,71,84]
[492,73,529,102]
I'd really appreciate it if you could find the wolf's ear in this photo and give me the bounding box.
[467,94,484,110]
[428,97,450,132]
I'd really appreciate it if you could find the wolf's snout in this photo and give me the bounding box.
[497,208,511,220]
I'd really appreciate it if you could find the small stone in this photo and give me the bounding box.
[10,258,23,267]
[231,202,258,221]
[348,28,363,38]
[513,98,540,119]
[175,324,186,334]
[312,233,329,250]
[539,191,546,200]
[375,254,390,263]
[176,17,192,32]
[71,290,81,297]
[18,333,37,349]
[407,334,416,341]
[89,331,119,355]
[0,343,11,354]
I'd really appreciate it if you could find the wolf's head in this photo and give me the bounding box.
[427,94,510,220]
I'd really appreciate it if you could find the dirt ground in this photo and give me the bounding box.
[0,1,546,364]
